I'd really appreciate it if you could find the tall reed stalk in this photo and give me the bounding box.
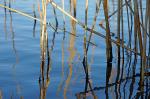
[134,0,145,88]
[40,0,47,60]
[134,0,143,56]
[103,0,112,61]
[84,0,88,59]
[145,0,150,68]
[126,0,132,53]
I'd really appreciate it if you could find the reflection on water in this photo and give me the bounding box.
[0,0,150,99]
[0,90,2,99]
[32,4,37,38]
[64,1,76,98]
[9,0,18,68]
[57,39,65,95]
[4,0,7,39]
[39,59,50,99]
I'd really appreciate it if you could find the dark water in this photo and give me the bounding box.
[0,0,149,99]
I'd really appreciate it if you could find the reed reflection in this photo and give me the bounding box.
[63,1,76,99]
[39,27,52,99]
[32,4,37,37]
[76,78,97,99]
[39,35,50,99]
[0,90,2,99]
[39,58,50,99]
[39,1,50,98]
[57,39,65,94]
[9,0,18,66]
[128,57,137,99]
[135,59,144,99]
[75,58,97,99]
[4,0,7,39]
[115,53,121,99]
[123,51,132,99]
[105,57,112,99]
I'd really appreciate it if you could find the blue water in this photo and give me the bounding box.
[0,0,149,99]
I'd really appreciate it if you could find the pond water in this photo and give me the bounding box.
[0,0,149,99]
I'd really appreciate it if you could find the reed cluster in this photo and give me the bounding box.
[0,0,149,98]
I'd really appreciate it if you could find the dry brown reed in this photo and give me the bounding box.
[103,0,112,61]
[40,0,47,61]
[64,1,76,99]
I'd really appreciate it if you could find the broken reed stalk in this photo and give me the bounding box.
[0,4,41,21]
[0,3,72,36]
[103,0,112,61]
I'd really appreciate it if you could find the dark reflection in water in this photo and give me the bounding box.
[39,59,50,99]
[39,17,58,98]
[75,53,149,99]
[128,57,136,99]
[8,0,18,67]
[105,58,112,99]
[32,4,37,38]
[39,31,51,99]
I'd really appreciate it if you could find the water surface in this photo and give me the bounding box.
[0,0,149,99]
